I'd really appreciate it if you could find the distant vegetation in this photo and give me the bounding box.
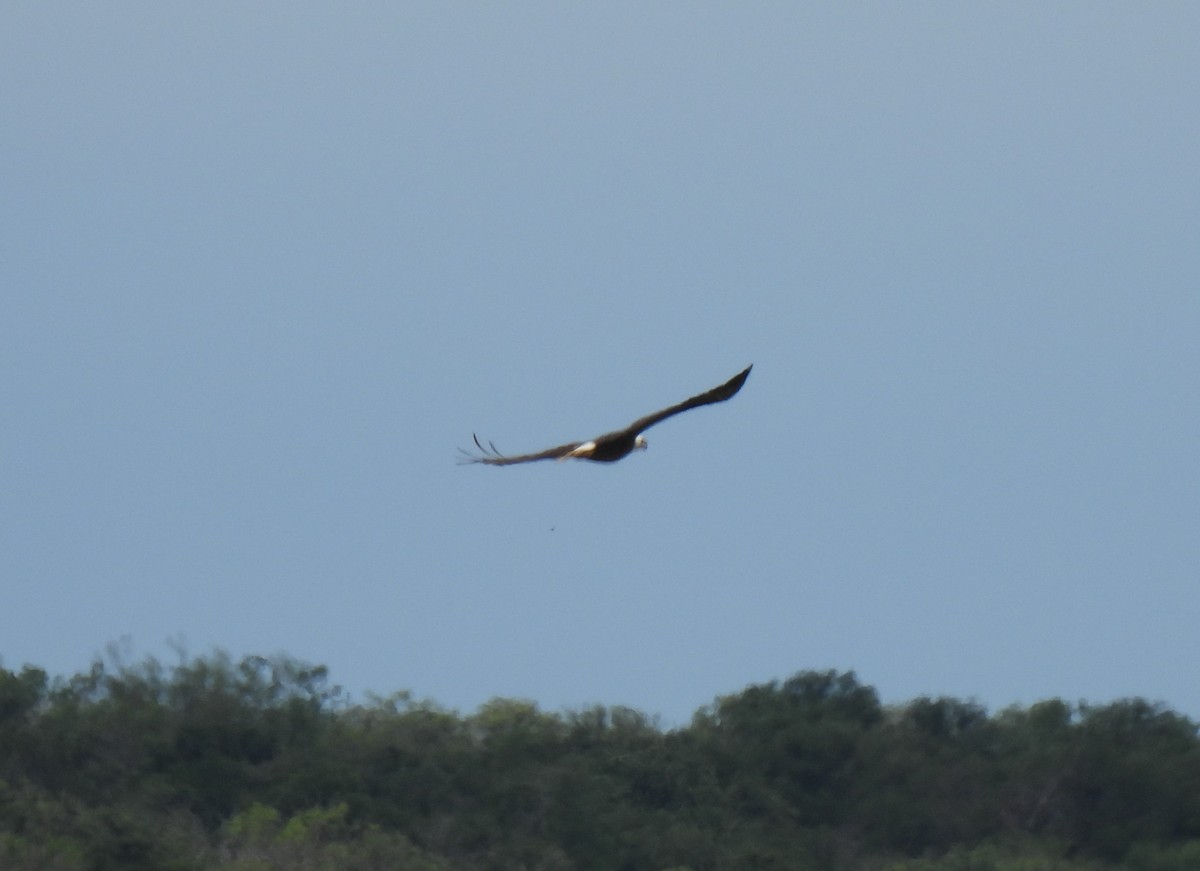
[1,653,1198,870]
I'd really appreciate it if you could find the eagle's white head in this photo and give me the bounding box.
[634,434,648,452]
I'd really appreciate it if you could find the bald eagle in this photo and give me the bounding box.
[459,364,752,466]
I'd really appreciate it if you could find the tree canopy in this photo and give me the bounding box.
[1,653,1197,870]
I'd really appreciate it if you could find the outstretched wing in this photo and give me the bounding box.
[622,364,752,436]
[457,433,586,466]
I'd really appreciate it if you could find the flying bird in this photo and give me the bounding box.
[459,365,752,466]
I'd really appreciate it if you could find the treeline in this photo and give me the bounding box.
[1,654,1198,871]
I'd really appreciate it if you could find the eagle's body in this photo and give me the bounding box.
[460,365,751,466]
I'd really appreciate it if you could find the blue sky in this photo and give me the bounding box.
[4,4,1198,725]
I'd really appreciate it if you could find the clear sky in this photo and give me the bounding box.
[4,5,1198,725]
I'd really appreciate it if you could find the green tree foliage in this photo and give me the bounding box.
[0,654,1196,870]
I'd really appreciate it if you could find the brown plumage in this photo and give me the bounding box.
[459,365,752,466]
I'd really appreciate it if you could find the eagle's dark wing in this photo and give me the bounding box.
[621,364,752,436]
[457,433,586,466]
